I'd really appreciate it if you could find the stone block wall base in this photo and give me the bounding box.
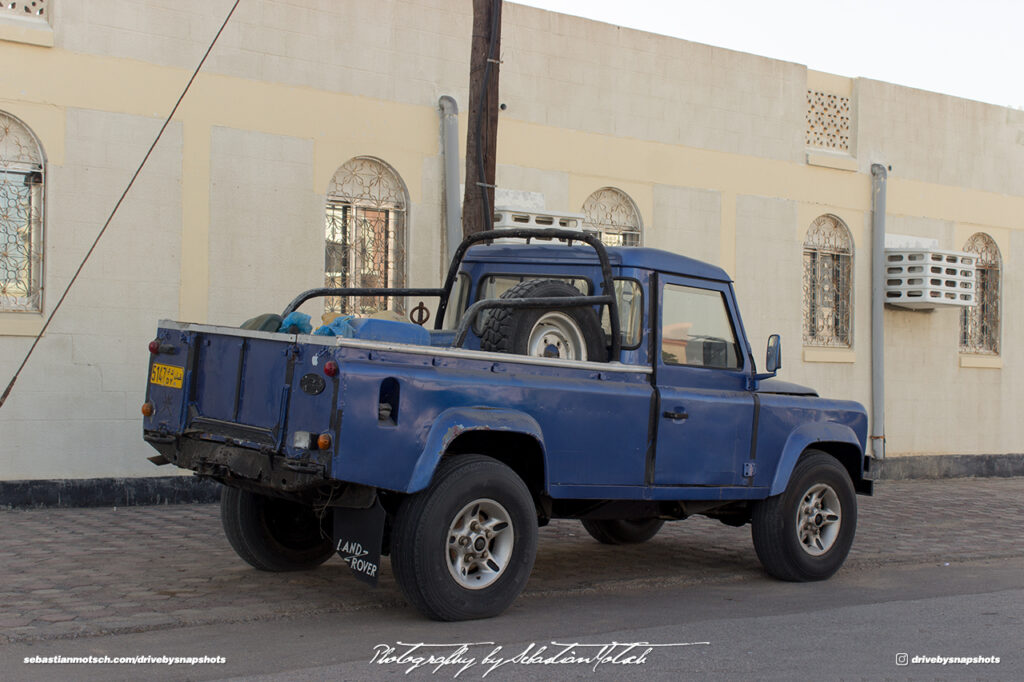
[874,453,1024,480]
[0,476,221,508]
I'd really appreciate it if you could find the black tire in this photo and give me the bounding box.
[580,518,665,545]
[390,455,538,621]
[751,450,857,582]
[220,486,334,572]
[479,279,605,361]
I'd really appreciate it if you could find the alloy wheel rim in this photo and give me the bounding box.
[446,498,515,589]
[795,483,841,556]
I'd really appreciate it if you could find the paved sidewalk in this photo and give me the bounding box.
[1,478,1022,643]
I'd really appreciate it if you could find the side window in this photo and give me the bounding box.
[581,187,643,246]
[442,273,469,330]
[661,284,741,369]
[959,232,1001,355]
[324,156,408,316]
[1,111,45,314]
[601,279,643,348]
[802,214,853,347]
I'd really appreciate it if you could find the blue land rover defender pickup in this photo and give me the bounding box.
[143,228,872,621]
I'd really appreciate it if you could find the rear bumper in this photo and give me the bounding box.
[144,432,330,495]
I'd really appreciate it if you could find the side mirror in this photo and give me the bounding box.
[765,334,782,374]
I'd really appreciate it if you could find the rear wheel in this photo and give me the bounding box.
[581,518,665,545]
[751,450,857,581]
[479,279,605,361]
[220,487,334,571]
[390,455,538,621]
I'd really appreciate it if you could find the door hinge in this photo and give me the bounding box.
[743,462,756,478]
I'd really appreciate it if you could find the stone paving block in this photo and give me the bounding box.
[0,618,32,628]
[35,614,77,623]
[0,479,1021,643]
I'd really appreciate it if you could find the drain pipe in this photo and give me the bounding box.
[870,164,887,460]
[439,96,462,261]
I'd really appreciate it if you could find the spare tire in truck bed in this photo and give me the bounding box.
[479,279,605,361]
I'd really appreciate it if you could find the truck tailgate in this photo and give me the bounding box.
[192,333,290,438]
[146,323,303,450]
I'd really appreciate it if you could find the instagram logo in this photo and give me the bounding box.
[896,653,909,666]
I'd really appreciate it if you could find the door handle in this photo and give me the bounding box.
[662,409,688,421]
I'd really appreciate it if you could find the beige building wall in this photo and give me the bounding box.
[0,1,1021,480]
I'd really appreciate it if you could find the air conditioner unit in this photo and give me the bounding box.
[491,207,594,243]
[884,248,976,310]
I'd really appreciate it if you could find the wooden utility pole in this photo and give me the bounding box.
[462,0,502,237]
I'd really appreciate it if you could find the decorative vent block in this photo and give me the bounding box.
[884,249,976,309]
[806,90,851,152]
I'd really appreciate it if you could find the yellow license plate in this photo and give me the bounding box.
[149,363,184,389]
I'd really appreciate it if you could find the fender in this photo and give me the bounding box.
[406,407,546,493]
[768,421,863,496]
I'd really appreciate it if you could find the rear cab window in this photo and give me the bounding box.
[472,274,590,335]
[443,263,646,360]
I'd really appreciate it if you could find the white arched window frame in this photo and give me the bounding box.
[802,214,853,348]
[324,157,408,315]
[581,187,642,247]
[0,111,45,313]
[960,233,1001,355]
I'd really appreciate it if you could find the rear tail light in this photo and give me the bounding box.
[317,433,332,450]
[323,360,339,377]
[141,402,155,417]
[148,339,177,355]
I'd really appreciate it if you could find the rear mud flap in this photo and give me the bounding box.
[333,500,386,586]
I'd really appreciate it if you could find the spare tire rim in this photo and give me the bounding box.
[446,498,515,590]
[795,483,841,556]
[527,312,588,361]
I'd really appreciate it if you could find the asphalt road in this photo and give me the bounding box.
[5,556,1020,681]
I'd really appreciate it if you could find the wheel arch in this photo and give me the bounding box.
[768,422,867,496]
[407,407,547,495]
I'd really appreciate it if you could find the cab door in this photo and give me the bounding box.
[654,276,753,486]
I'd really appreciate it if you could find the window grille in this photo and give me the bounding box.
[0,111,44,313]
[324,157,407,315]
[959,233,1000,354]
[581,187,642,247]
[802,215,853,347]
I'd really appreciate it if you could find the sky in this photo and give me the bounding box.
[515,0,1023,109]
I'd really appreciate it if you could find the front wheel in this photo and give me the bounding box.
[390,455,538,621]
[581,518,665,545]
[751,450,857,581]
[220,487,334,571]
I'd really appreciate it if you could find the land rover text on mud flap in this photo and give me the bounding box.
[144,227,873,621]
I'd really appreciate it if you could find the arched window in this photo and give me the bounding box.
[324,157,408,315]
[0,111,45,313]
[960,233,1001,354]
[581,187,642,247]
[802,214,853,347]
